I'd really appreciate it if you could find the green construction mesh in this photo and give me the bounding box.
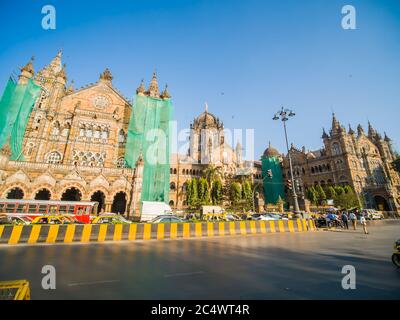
[262,155,285,204]
[125,94,172,203]
[0,78,41,160]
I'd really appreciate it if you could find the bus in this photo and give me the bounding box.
[0,199,99,223]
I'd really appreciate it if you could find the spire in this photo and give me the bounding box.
[348,124,355,135]
[331,113,340,134]
[384,132,392,142]
[322,128,329,139]
[205,102,209,113]
[368,121,377,137]
[49,50,63,73]
[66,80,74,94]
[57,63,67,80]
[20,56,34,74]
[99,68,113,83]
[147,71,159,97]
[136,79,146,95]
[357,124,364,136]
[160,84,171,99]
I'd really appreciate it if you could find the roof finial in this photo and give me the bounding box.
[205,102,208,113]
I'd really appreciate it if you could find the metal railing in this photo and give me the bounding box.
[0,280,30,300]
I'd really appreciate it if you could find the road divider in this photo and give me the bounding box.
[0,219,317,245]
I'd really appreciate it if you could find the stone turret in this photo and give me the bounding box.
[18,56,35,84]
[99,68,113,85]
[147,71,159,98]
[136,79,146,95]
[368,121,377,139]
[357,124,365,136]
[160,84,171,99]
[330,113,340,135]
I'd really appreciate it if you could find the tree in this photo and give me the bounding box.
[333,185,359,209]
[197,177,210,205]
[211,179,223,205]
[306,186,318,205]
[242,180,252,201]
[230,182,242,206]
[203,165,222,187]
[325,186,336,199]
[186,179,198,208]
[315,184,327,205]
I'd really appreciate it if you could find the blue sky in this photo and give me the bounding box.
[0,0,399,159]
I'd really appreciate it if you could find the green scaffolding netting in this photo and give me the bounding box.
[125,94,172,204]
[262,156,285,204]
[0,78,41,160]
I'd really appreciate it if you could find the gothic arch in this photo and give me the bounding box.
[31,185,54,199]
[2,183,29,199]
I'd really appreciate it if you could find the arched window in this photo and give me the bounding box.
[173,168,177,175]
[46,151,62,164]
[116,157,126,168]
[51,121,60,136]
[118,129,125,143]
[170,182,176,190]
[332,142,341,156]
[311,167,315,174]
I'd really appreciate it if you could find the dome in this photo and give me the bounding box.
[192,104,222,129]
[263,142,280,158]
[197,111,218,126]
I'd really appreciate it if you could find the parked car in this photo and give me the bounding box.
[31,216,65,224]
[10,216,32,225]
[225,213,241,221]
[150,215,185,223]
[91,215,132,224]
[361,209,384,220]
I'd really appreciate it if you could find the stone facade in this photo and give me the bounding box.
[169,106,263,209]
[0,52,149,216]
[280,114,400,212]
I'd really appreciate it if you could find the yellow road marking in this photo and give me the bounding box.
[195,223,202,237]
[8,225,23,245]
[278,220,285,233]
[296,219,303,232]
[207,222,214,237]
[81,224,92,242]
[113,224,123,241]
[46,225,59,243]
[98,224,107,242]
[143,223,151,240]
[128,224,137,240]
[250,221,257,234]
[0,225,4,239]
[157,223,164,240]
[240,221,247,235]
[218,222,225,236]
[269,221,276,233]
[259,221,267,233]
[229,222,236,235]
[170,223,177,239]
[183,223,190,238]
[288,220,295,232]
[302,219,308,231]
[64,224,75,243]
[28,225,41,244]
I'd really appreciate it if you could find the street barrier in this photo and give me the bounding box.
[0,219,317,245]
[0,280,30,300]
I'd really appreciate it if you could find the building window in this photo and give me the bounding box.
[46,151,62,164]
[116,157,126,168]
[170,182,176,190]
[332,142,341,156]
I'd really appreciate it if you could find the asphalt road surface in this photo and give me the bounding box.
[1,221,399,299]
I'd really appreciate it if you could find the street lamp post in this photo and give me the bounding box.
[273,107,300,213]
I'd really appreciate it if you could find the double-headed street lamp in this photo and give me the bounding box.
[273,107,300,213]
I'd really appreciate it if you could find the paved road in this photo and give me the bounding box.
[0,222,399,299]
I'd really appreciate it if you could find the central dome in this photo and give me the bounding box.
[263,142,280,158]
[192,104,222,129]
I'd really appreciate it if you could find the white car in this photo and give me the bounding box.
[362,209,384,220]
[150,215,185,223]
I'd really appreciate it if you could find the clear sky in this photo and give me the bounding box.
[0,0,399,159]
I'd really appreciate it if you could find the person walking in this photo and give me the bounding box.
[341,211,349,229]
[360,215,368,234]
[349,211,357,230]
